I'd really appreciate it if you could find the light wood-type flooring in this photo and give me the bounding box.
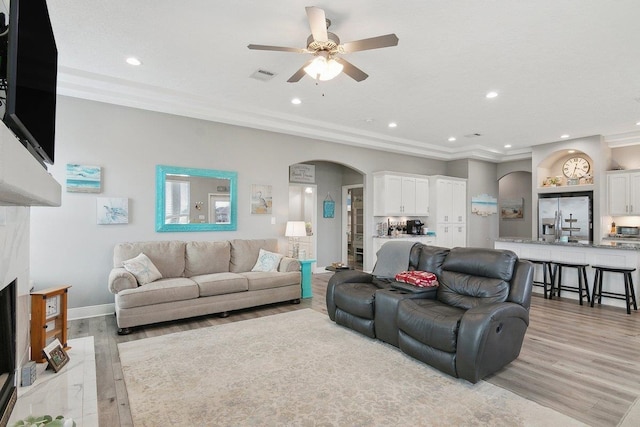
[69,273,640,426]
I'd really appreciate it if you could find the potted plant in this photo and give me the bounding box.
[11,415,75,427]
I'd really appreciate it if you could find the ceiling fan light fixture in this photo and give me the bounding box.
[304,55,343,81]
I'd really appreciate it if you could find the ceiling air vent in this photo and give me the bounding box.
[250,69,277,82]
[464,133,482,138]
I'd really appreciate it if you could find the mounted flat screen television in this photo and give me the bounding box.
[2,0,58,167]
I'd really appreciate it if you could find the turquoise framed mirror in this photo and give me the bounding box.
[156,165,238,232]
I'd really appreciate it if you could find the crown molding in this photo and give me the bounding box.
[57,67,535,163]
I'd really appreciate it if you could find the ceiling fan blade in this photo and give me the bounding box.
[341,34,399,53]
[337,58,368,82]
[306,6,328,42]
[287,60,314,83]
[247,44,306,53]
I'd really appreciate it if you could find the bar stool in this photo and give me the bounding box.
[521,259,553,299]
[590,266,637,314]
[552,262,590,305]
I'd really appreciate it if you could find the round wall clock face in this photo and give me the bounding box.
[562,157,590,178]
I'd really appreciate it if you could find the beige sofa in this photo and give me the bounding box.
[108,239,301,334]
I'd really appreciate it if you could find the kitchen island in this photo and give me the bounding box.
[495,238,639,310]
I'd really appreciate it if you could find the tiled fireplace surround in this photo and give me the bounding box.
[0,122,62,385]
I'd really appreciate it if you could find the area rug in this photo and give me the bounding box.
[118,309,584,426]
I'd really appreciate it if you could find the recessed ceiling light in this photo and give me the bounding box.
[126,57,142,66]
[568,149,576,153]
[291,98,302,105]
[560,134,570,139]
[636,121,640,126]
[486,91,498,99]
[448,137,456,142]
[388,122,397,128]
[504,144,512,148]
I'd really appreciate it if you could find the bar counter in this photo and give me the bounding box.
[495,238,639,310]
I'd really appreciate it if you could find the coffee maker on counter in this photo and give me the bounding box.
[407,219,424,235]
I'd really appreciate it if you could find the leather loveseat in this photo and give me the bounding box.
[326,243,533,383]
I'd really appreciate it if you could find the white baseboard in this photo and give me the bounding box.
[68,303,115,321]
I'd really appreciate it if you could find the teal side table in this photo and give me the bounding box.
[298,259,316,298]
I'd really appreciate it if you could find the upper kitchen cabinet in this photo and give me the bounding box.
[373,172,429,216]
[607,170,640,216]
[429,176,467,248]
[430,177,467,224]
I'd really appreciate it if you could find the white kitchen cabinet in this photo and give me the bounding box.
[436,223,466,248]
[429,176,467,248]
[373,172,429,216]
[607,170,640,216]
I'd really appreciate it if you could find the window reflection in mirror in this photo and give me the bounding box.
[156,165,237,232]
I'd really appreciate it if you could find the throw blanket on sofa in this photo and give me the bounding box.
[372,240,417,279]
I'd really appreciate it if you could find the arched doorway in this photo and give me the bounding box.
[288,160,364,271]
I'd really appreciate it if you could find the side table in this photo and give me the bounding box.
[298,259,316,299]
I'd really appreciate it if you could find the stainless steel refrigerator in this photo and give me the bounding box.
[538,194,592,242]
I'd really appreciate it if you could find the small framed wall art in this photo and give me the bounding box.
[97,197,129,224]
[66,164,101,193]
[251,184,272,214]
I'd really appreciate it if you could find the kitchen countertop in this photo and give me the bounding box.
[496,237,640,250]
[374,234,436,239]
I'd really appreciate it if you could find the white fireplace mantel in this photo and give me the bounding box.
[0,123,61,206]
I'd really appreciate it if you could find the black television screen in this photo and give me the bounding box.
[3,0,57,166]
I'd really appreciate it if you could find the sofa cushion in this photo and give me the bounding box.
[191,272,248,297]
[122,253,163,285]
[416,245,450,277]
[437,271,509,310]
[114,241,186,278]
[185,241,231,277]
[116,277,199,309]
[239,271,300,291]
[442,247,517,281]
[397,298,465,353]
[251,249,283,272]
[230,239,278,273]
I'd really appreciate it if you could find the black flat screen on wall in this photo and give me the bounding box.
[3,0,58,166]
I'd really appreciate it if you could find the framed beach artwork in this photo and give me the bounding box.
[66,164,101,193]
[251,184,272,214]
[471,194,498,217]
[500,198,525,219]
[97,197,129,224]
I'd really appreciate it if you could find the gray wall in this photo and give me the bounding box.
[30,96,449,308]
[467,160,499,248]
[499,171,533,238]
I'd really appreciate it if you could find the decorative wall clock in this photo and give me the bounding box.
[562,156,590,179]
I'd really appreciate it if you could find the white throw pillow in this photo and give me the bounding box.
[251,249,283,272]
[122,253,163,285]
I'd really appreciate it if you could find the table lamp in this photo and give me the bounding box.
[285,221,307,259]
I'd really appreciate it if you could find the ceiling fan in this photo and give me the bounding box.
[247,6,399,82]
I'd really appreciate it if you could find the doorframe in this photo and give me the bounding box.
[342,184,364,265]
[288,183,317,262]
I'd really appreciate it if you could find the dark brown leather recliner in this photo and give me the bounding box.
[326,244,533,383]
[326,242,427,338]
[397,247,533,383]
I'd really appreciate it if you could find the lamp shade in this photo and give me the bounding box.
[285,221,307,237]
[303,56,343,81]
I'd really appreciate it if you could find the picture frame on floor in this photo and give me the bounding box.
[43,338,70,373]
